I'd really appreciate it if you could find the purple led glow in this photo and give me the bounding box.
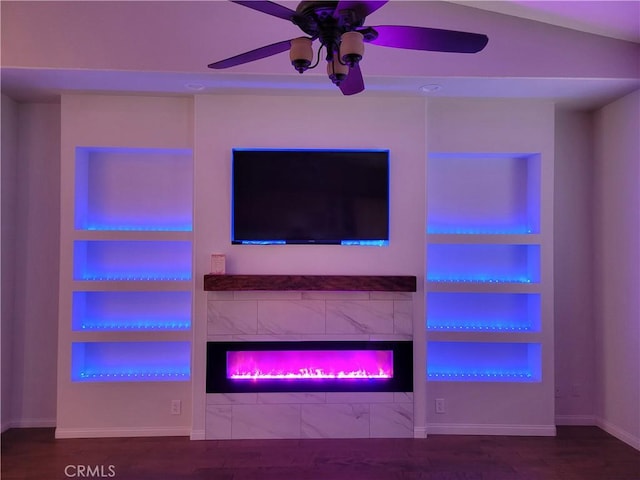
[227,350,393,380]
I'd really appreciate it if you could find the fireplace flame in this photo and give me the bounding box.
[230,367,391,380]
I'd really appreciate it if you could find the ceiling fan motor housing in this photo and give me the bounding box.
[293,1,368,61]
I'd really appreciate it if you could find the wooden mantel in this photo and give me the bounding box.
[203,275,417,292]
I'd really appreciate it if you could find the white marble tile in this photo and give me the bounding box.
[234,291,303,301]
[205,334,236,342]
[205,405,232,439]
[257,300,326,334]
[301,404,370,438]
[393,300,413,336]
[325,392,394,404]
[394,392,414,403]
[326,300,394,334]
[208,300,257,334]
[207,291,234,301]
[206,393,257,405]
[370,292,414,300]
[301,334,369,342]
[232,404,301,439]
[302,291,370,301]
[368,334,412,341]
[232,334,303,342]
[369,403,414,438]
[257,392,326,404]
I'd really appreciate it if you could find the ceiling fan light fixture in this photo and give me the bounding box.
[289,37,313,73]
[210,1,489,96]
[327,57,349,85]
[340,31,364,67]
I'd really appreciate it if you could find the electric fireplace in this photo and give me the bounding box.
[207,341,413,393]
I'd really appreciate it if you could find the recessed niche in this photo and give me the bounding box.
[427,244,540,283]
[73,240,192,281]
[71,341,191,382]
[72,291,192,331]
[427,292,540,332]
[75,147,193,231]
[427,153,540,234]
[427,341,541,382]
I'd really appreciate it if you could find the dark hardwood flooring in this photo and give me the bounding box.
[2,426,638,480]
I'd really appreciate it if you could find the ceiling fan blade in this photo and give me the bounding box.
[230,1,296,21]
[333,1,388,19]
[339,63,365,96]
[208,39,293,69]
[369,25,488,53]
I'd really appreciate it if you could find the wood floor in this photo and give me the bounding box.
[2,426,639,480]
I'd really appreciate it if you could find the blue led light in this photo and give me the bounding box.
[427,370,536,382]
[341,240,389,246]
[427,322,534,332]
[77,369,191,382]
[427,275,532,283]
[80,321,191,331]
[238,240,287,245]
[427,226,534,235]
[84,224,192,232]
[80,274,192,281]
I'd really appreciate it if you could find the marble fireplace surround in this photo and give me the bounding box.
[204,275,416,440]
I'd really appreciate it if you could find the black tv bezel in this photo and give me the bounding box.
[230,148,390,246]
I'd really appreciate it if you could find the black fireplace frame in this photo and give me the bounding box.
[206,340,413,393]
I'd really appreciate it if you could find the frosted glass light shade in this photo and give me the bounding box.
[289,37,313,72]
[327,57,349,84]
[340,31,364,66]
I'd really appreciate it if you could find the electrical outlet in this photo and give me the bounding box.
[171,400,182,415]
[435,398,446,414]
[571,384,580,397]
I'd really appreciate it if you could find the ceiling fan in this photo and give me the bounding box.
[208,1,489,95]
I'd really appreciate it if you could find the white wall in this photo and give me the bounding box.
[192,94,428,437]
[1,94,19,431]
[1,101,61,429]
[553,109,596,423]
[593,89,640,449]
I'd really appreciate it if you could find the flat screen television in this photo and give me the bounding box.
[232,149,389,245]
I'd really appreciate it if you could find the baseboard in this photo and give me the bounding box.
[55,426,191,439]
[555,414,596,426]
[413,426,428,438]
[2,418,56,432]
[190,429,206,440]
[595,417,640,451]
[427,423,557,437]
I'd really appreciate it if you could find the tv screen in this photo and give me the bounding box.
[232,149,389,245]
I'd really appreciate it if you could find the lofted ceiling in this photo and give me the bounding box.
[450,1,640,43]
[1,1,639,108]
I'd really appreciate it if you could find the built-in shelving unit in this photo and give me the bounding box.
[69,147,193,383]
[426,152,543,383]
